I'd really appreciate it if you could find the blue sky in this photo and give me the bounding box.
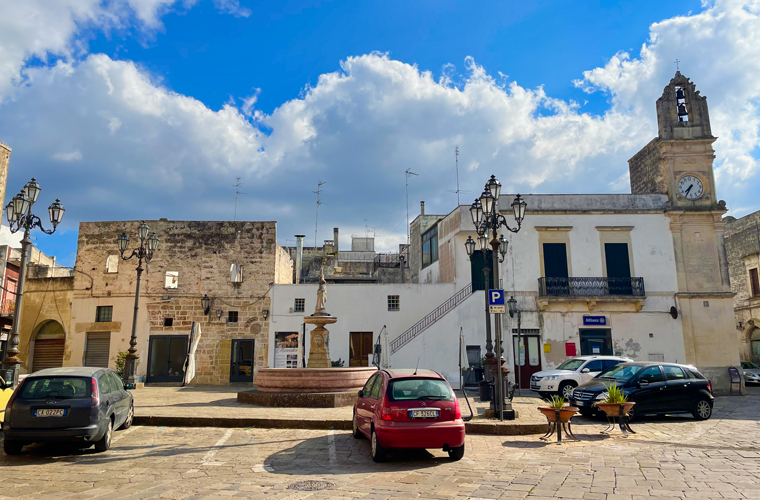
[1,0,758,265]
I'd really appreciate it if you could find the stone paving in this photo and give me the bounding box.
[1,388,759,499]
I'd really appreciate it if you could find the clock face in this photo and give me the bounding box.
[677,175,704,200]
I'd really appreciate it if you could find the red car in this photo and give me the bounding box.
[352,369,465,462]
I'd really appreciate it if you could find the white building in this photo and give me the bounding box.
[269,72,741,394]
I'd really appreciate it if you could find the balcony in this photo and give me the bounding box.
[537,277,646,312]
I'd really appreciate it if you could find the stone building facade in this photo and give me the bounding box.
[724,212,760,363]
[17,220,293,385]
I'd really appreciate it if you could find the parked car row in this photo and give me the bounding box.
[2,367,134,455]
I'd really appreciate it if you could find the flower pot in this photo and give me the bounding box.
[538,406,579,423]
[594,402,635,418]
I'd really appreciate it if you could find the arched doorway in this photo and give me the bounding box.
[752,328,760,365]
[31,321,65,372]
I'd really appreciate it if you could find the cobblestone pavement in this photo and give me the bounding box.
[2,388,760,500]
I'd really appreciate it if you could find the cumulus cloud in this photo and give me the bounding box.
[52,150,83,162]
[2,0,760,254]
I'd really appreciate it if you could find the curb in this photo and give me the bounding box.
[133,415,548,435]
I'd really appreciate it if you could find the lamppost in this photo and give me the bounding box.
[507,295,522,397]
[118,222,159,388]
[464,175,526,420]
[2,178,65,386]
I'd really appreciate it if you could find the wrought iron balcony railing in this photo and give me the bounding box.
[538,277,645,297]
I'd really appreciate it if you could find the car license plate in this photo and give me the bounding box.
[410,410,438,419]
[576,401,584,406]
[35,409,66,417]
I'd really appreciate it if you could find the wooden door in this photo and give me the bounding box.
[349,332,373,367]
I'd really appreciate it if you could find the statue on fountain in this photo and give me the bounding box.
[304,261,337,368]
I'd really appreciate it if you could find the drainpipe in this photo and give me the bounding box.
[295,235,305,284]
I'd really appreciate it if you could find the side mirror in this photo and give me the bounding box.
[581,368,590,374]
[358,390,364,398]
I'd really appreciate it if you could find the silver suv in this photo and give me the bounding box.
[530,355,632,399]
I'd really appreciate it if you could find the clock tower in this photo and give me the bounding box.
[628,72,741,394]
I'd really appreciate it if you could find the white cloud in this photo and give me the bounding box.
[212,0,251,18]
[2,0,760,253]
[52,150,83,162]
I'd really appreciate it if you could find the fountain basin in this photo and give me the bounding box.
[237,367,377,408]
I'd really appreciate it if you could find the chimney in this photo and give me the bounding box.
[420,201,425,215]
[295,235,305,284]
[333,227,339,253]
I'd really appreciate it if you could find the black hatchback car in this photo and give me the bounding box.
[569,362,714,421]
[2,367,134,455]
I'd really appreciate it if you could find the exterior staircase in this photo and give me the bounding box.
[389,283,473,354]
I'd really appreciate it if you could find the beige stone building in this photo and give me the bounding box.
[18,220,293,385]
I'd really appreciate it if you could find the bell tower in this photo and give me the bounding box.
[628,72,741,395]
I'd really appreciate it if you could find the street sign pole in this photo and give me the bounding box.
[488,289,506,421]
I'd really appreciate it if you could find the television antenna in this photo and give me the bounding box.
[455,146,461,206]
[233,177,246,221]
[314,181,326,247]
[405,168,418,245]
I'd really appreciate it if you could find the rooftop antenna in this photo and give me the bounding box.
[314,181,326,247]
[413,357,420,375]
[405,168,418,245]
[455,146,460,206]
[233,177,246,221]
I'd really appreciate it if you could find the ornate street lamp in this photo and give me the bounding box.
[201,294,211,315]
[119,221,159,388]
[2,178,64,386]
[508,296,523,396]
[463,174,527,420]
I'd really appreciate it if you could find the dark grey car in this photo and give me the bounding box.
[2,367,134,455]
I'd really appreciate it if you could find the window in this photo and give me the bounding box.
[163,318,173,327]
[602,359,623,370]
[663,365,686,380]
[228,311,238,323]
[584,360,605,372]
[105,255,119,273]
[638,366,664,383]
[95,306,113,323]
[750,268,760,297]
[230,263,243,283]
[387,295,400,311]
[98,373,115,394]
[361,374,378,396]
[421,226,438,268]
[164,271,178,289]
[388,378,454,402]
[294,298,305,313]
[20,377,89,399]
[369,375,383,399]
[108,372,124,392]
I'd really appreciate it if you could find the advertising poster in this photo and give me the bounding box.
[275,332,299,368]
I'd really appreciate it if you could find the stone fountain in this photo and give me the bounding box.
[238,265,375,408]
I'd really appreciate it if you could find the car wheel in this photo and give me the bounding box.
[352,412,363,439]
[121,404,134,430]
[3,440,23,455]
[448,444,465,461]
[692,399,712,420]
[371,427,386,463]
[578,408,594,418]
[626,404,636,422]
[559,382,577,400]
[95,418,113,452]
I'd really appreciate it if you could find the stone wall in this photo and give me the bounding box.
[628,137,663,195]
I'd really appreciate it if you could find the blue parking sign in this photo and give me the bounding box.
[489,290,505,306]
[488,289,505,314]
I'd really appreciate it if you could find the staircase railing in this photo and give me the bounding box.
[390,283,473,354]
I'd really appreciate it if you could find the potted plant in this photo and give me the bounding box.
[537,395,579,423]
[593,383,635,418]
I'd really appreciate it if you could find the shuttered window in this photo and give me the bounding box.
[750,268,760,297]
[32,339,65,372]
[84,332,111,368]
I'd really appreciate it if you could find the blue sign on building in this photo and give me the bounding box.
[488,289,506,314]
[583,316,607,326]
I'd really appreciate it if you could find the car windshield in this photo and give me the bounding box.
[597,364,645,382]
[388,378,454,402]
[556,359,585,371]
[20,377,90,400]
[744,362,760,369]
